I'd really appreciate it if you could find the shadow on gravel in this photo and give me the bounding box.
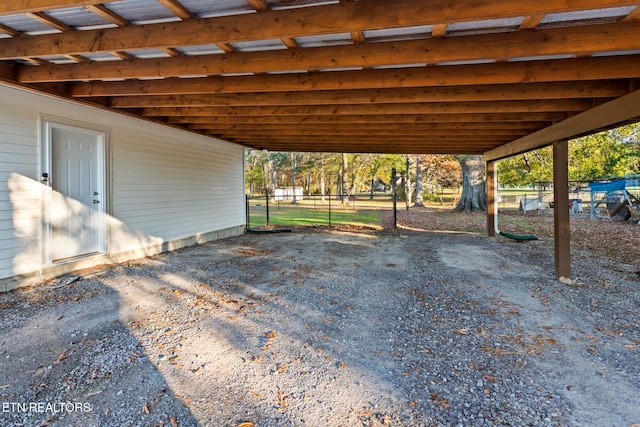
[2,228,640,427]
[0,275,199,427]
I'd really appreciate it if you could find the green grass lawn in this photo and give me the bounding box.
[247,206,382,228]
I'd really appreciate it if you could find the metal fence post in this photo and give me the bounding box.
[246,195,250,230]
[392,168,397,229]
[265,192,270,225]
[328,191,332,226]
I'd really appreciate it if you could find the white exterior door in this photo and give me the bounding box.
[47,124,106,262]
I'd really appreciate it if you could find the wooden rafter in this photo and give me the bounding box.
[13,22,639,85]
[2,0,638,59]
[0,0,639,161]
[69,79,630,102]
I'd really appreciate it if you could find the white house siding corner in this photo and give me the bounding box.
[0,84,245,291]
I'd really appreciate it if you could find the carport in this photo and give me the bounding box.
[1,0,640,278]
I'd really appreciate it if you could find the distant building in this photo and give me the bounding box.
[273,187,303,201]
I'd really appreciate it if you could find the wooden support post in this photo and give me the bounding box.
[486,160,496,237]
[553,139,571,278]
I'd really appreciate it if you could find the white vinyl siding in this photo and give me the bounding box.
[0,100,41,279]
[0,84,245,282]
[109,122,244,253]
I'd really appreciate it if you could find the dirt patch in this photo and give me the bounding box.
[1,224,639,426]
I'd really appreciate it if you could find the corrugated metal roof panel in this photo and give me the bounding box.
[437,59,496,66]
[127,49,172,59]
[540,6,636,25]
[268,0,339,11]
[446,17,523,36]
[105,0,177,24]
[177,45,227,56]
[295,33,353,48]
[266,69,309,74]
[37,55,77,64]
[372,63,427,70]
[45,6,112,29]
[82,52,124,62]
[230,39,288,52]
[363,25,433,42]
[316,66,363,72]
[508,54,575,62]
[0,14,56,34]
[592,49,640,57]
[179,0,255,18]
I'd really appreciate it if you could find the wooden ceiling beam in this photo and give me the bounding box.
[227,135,510,143]
[144,109,566,122]
[134,100,591,117]
[187,125,527,136]
[225,139,499,154]
[67,74,640,99]
[3,0,637,58]
[106,81,628,108]
[168,117,546,129]
[235,141,491,155]
[211,134,519,143]
[484,89,640,161]
[17,21,640,80]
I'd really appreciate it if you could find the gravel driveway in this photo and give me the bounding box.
[1,229,639,426]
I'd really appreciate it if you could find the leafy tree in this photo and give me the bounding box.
[496,123,640,187]
[569,123,640,180]
[497,147,553,187]
[420,155,461,192]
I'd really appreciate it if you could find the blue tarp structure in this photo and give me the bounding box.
[588,179,627,218]
[588,179,626,193]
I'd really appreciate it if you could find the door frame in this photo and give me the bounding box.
[39,116,110,266]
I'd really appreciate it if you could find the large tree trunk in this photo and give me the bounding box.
[454,155,487,212]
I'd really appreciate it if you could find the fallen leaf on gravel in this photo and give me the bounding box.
[482,345,519,356]
[275,387,289,411]
[262,331,277,350]
[0,384,9,389]
[143,403,150,414]
[277,363,288,374]
[237,423,254,427]
[54,348,70,364]
[170,416,178,427]
[430,393,451,409]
